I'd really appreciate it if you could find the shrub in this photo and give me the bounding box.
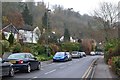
[22,46,31,53]
[104,39,120,63]
[61,42,81,52]
[50,44,60,55]
[111,56,120,76]
[20,43,38,55]
[36,54,53,61]
[0,40,10,54]
[32,44,46,55]
[104,51,110,63]
[12,43,22,53]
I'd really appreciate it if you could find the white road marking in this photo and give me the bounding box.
[33,76,37,78]
[44,69,56,75]
[59,66,66,69]
[29,76,38,80]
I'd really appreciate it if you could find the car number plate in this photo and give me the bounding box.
[9,60,16,64]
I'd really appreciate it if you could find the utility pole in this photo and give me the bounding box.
[118,1,120,38]
[46,3,51,57]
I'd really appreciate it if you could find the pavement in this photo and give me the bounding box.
[93,56,119,79]
[41,60,53,66]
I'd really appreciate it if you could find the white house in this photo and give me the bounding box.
[59,36,76,42]
[2,23,41,43]
[1,23,20,42]
[18,25,41,43]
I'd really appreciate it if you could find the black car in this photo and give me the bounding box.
[0,57,14,77]
[5,53,41,73]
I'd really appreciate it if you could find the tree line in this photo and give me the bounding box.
[2,1,119,43]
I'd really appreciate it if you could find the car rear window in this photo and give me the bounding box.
[72,51,78,54]
[8,53,25,59]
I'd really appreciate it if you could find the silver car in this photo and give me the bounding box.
[90,51,96,56]
[81,52,86,57]
[78,52,84,58]
[71,51,81,58]
[66,52,72,61]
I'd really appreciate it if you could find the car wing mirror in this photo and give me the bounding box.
[2,60,5,63]
[33,57,37,60]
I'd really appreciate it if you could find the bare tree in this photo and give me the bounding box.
[94,2,118,41]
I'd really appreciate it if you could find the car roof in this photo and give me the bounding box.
[11,53,31,55]
[9,53,32,56]
[56,52,65,53]
[72,51,78,52]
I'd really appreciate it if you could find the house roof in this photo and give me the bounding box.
[2,24,34,33]
[17,24,34,31]
[2,23,19,34]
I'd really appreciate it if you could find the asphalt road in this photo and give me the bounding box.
[2,55,100,79]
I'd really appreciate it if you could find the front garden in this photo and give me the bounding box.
[0,32,82,61]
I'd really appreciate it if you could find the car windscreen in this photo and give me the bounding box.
[8,53,25,59]
[54,52,64,57]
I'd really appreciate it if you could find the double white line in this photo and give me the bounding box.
[82,58,98,79]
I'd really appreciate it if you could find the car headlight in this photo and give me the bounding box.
[61,56,65,59]
[53,57,55,59]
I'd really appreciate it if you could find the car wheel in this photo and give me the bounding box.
[36,63,41,70]
[9,67,14,77]
[26,65,31,73]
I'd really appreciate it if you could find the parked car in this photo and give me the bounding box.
[53,52,69,62]
[96,51,104,55]
[90,51,96,56]
[71,51,81,58]
[78,52,84,58]
[5,53,41,73]
[100,52,104,55]
[66,52,72,61]
[81,52,86,57]
[0,57,14,77]
[95,52,98,55]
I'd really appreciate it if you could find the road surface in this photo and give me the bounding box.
[2,56,100,79]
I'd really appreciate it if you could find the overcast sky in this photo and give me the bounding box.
[22,0,120,15]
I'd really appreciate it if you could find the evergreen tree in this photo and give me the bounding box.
[2,32,6,40]
[64,28,70,42]
[8,33,14,45]
[22,4,33,26]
